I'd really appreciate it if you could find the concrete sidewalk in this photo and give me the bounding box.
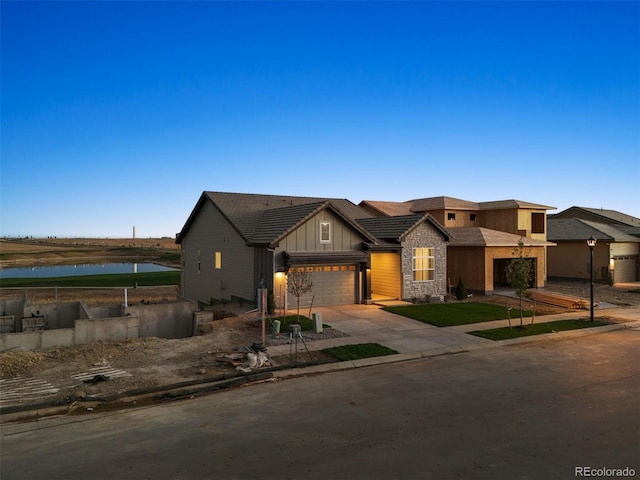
[267,303,640,360]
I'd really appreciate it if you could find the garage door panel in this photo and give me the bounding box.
[294,266,356,307]
[614,258,637,283]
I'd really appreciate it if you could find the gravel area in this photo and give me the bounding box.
[266,325,350,347]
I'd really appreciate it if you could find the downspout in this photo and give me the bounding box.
[267,247,280,312]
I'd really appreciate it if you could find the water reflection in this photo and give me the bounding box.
[0,263,177,279]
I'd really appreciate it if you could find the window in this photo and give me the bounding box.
[320,222,331,243]
[413,247,434,281]
[470,213,477,222]
[197,250,201,274]
[215,251,222,269]
[447,213,456,221]
[531,213,545,234]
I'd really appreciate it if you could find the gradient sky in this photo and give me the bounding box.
[1,1,638,238]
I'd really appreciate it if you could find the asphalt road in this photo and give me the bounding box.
[2,328,639,480]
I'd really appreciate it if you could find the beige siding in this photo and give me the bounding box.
[548,242,611,281]
[371,253,401,299]
[610,242,640,257]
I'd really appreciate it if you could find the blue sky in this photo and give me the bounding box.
[1,1,638,238]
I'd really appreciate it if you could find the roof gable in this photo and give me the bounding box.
[177,191,374,244]
[357,214,451,243]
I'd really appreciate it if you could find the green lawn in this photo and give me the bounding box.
[469,319,608,341]
[322,343,399,361]
[0,271,180,288]
[382,302,534,327]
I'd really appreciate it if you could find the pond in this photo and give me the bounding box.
[0,263,178,279]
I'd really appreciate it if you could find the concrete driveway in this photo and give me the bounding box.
[268,303,640,359]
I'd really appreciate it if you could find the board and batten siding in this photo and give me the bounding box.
[181,201,255,304]
[277,209,367,253]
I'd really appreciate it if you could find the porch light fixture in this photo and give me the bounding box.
[587,236,596,322]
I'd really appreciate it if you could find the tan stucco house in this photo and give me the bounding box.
[359,196,555,294]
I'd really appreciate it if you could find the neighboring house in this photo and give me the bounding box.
[550,207,640,238]
[547,208,640,283]
[359,196,555,294]
[176,192,452,310]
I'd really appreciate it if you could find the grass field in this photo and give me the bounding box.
[469,319,608,340]
[0,238,180,267]
[322,343,399,361]
[382,302,535,327]
[0,271,180,288]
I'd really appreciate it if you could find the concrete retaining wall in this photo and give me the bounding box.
[76,316,139,344]
[0,301,198,351]
[126,302,195,339]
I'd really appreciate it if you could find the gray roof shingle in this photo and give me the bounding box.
[177,192,376,245]
[548,218,640,242]
[357,214,452,243]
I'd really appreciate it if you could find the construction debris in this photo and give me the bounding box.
[214,343,273,373]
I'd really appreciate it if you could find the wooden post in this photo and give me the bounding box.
[261,288,267,345]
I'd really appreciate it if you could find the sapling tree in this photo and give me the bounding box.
[286,268,313,323]
[505,239,533,327]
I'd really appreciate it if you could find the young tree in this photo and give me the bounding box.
[286,269,313,323]
[505,239,533,327]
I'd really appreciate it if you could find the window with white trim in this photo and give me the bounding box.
[413,247,434,281]
[320,222,331,244]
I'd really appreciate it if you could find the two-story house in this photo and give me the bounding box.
[359,196,555,295]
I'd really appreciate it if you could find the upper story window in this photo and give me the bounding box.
[531,213,545,234]
[413,247,435,282]
[320,222,331,244]
[447,212,456,221]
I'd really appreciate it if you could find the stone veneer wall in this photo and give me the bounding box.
[401,223,448,301]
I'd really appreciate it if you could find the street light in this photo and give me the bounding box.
[587,236,596,322]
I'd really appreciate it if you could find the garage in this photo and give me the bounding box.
[289,265,358,308]
[613,256,638,283]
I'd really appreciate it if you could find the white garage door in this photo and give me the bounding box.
[292,265,357,308]
[614,257,638,283]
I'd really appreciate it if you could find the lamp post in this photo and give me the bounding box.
[587,236,596,322]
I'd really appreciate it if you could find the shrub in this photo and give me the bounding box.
[454,278,467,301]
